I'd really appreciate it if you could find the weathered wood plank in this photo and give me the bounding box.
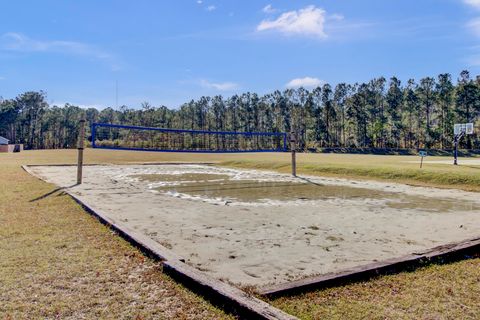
[164,260,297,320]
[259,237,480,298]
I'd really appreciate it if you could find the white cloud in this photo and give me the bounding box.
[207,5,216,11]
[464,0,480,9]
[257,5,327,38]
[2,32,109,57]
[197,0,203,3]
[1,32,119,70]
[262,4,276,14]
[286,77,324,89]
[200,79,238,91]
[467,17,480,36]
[329,14,344,21]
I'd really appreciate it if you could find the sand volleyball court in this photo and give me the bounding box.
[30,164,480,287]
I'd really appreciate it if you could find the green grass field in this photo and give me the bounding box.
[1,149,479,319]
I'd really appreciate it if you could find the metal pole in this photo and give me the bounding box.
[453,133,463,166]
[290,131,296,177]
[77,114,86,184]
[420,156,423,168]
[453,135,458,165]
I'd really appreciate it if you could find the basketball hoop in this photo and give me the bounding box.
[453,123,474,165]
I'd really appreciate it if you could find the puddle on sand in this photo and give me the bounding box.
[132,173,231,182]
[139,173,480,212]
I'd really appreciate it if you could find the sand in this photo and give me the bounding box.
[29,164,480,287]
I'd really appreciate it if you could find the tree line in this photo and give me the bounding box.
[1,70,480,151]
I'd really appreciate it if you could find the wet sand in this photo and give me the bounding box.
[30,164,480,287]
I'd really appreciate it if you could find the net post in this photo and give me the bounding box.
[290,131,296,177]
[77,114,86,184]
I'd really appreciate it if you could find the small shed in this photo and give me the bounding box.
[0,136,23,153]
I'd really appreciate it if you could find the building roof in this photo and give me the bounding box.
[0,136,10,145]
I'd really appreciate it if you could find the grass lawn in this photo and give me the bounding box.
[1,149,480,319]
[269,259,480,319]
[0,150,233,319]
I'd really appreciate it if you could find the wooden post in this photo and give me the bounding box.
[290,131,296,177]
[77,115,86,184]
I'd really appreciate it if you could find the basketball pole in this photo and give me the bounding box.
[77,114,86,185]
[453,132,464,166]
[453,134,458,166]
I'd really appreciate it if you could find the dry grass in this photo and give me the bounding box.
[269,259,480,319]
[0,150,233,319]
[2,149,480,319]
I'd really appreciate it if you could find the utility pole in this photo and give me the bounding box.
[77,113,86,184]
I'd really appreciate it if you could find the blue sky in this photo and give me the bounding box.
[1,0,480,109]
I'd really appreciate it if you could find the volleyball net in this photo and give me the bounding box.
[91,123,288,153]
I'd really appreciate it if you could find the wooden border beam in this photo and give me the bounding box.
[259,237,480,298]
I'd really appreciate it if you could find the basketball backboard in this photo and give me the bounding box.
[454,123,474,135]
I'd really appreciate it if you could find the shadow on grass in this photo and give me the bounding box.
[30,184,78,202]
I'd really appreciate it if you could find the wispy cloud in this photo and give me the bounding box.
[464,0,480,9]
[262,4,277,14]
[462,0,480,64]
[0,76,5,80]
[329,14,344,21]
[463,0,480,64]
[463,0,480,37]
[286,77,323,89]
[466,53,480,66]
[206,5,216,11]
[1,32,120,70]
[467,17,480,36]
[200,79,238,91]
[257,5,328,38]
